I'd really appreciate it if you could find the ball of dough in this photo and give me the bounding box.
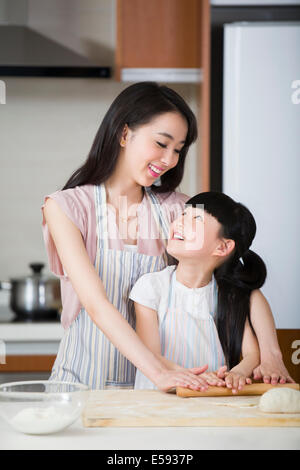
[259,388,300,413]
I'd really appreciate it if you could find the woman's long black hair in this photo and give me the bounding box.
[62,82,197,193]
[186,192,267,369]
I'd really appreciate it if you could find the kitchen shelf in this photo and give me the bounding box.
[121,68,203,83]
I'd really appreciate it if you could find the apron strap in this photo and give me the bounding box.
[95,184,109,252]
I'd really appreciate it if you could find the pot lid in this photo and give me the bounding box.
[10,263,58,282]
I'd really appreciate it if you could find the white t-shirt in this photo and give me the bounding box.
[129,265,225,389]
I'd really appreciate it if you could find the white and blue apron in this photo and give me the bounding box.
[49,184,169,389]
[134,270,226,389]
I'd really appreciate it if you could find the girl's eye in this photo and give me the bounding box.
[194,215,203,220]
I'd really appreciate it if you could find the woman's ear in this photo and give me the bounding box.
[213,238,235,259]
[120,124,129,147]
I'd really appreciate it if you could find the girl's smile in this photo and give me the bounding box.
[168,206,222,258]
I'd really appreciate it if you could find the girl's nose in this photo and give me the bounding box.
[175,219,184,232]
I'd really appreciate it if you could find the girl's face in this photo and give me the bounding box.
[120,112,188,187]
[167,206,223,261]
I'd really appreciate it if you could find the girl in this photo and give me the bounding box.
[130,192,294,392]
[42,82,292,392]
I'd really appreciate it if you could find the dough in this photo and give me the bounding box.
[259,387,300,413]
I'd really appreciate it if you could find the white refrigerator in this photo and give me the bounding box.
[222,21,300,329]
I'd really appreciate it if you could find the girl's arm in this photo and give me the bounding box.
[134,302,226,388]
[134,301,209,389]
[249,289,295,383]
[43,198,207,392]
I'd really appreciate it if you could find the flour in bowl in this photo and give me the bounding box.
[10,406,77,434]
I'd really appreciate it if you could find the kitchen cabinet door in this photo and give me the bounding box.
[116,0,203,75]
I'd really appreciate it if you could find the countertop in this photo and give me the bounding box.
[1,389,300,450]
[0,306,64,355]
[1,416,300,450]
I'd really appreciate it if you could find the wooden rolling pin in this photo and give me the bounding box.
[176,382,299,397]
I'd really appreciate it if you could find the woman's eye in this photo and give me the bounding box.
[194,215,203,220]
[174,149,181,154]
[157,141,167,148]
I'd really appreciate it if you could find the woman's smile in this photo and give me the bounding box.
[147,163,164,178]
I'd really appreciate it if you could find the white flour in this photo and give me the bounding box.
[10,406,76,434]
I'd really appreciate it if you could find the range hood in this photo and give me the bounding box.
[0,25,111,78]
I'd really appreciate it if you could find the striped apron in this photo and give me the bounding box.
[49,184,169,389]
[135,270,225,389]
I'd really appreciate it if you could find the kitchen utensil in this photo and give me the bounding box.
[0,380,89,434]
[0,263,61,320]
[176,382,300,398]
[82,389,300,428]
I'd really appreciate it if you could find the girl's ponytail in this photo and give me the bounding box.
[239,249,267,290]
[216,249,266,291]
[214,249,267,369]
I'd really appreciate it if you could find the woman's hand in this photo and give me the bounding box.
[252,354,295,384]
[153,365,210,392]
[198,369,226,387]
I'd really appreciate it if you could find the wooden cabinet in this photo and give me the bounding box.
[116,0,201,71]
[116,0,211,192]
[0,355,56,373]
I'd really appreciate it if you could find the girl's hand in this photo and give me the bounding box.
[154,365,210,392]
[217,366,252,393]
[252,357,295,384]
[224,371,252,394]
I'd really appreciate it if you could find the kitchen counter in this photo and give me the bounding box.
[0,306,63,355]
[1,389,300,450]
[0,416,299,450]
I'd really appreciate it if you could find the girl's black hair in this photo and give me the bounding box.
[62,82,197,193]
[185,191,267,369]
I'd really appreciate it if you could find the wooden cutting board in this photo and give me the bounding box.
[82,385,300,428]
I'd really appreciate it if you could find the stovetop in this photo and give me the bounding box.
[0,306,60,323]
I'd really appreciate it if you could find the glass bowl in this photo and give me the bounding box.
[0,380,90,435]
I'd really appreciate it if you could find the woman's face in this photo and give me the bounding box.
[120,112,188,187]
[167,206,222,261]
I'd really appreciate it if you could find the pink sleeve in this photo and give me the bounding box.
[41,188,87,278]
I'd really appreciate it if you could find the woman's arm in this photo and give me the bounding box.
[43,198,207,392]
[249,289,295,383]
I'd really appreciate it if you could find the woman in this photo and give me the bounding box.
[42,82,292,391]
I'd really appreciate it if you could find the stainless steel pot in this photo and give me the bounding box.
[0,263,62,320]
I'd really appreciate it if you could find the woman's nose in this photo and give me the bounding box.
[160,149,178,168]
